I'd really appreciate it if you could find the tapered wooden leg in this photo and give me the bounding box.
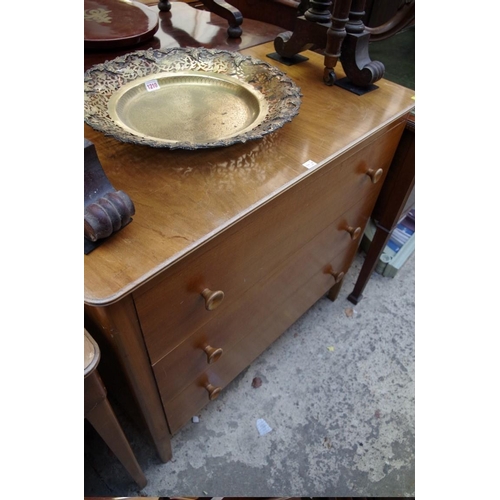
[347,226,392,304]
[85,372,147,489]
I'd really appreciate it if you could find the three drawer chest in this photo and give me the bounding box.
[84,41,415,462]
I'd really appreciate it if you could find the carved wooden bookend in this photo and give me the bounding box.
[160,0,243,38]
[84,139,135,254]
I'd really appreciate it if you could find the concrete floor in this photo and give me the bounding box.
[84,249,415,497]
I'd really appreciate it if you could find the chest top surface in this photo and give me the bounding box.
[84,41,415,306]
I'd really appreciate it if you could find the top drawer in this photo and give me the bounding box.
[133,120,405,363]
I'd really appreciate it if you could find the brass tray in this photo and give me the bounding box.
[84,47,302,149]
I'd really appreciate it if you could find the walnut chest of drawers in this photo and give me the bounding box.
[84,42,415,462]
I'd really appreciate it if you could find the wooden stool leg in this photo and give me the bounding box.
[85,373,147,489]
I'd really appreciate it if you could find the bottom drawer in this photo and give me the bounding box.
[162,244,357,434]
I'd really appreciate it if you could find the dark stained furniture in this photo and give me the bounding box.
[273,0,385,87]
[84,1,286,71]
[158,0,244,37]
[364,0,415,41]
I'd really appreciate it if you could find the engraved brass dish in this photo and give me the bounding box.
[84,47,302,149]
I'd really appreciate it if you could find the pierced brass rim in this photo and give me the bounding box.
[84,47,302,150]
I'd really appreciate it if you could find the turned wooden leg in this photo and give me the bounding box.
[323,0,352,85]
[85,371,147,489]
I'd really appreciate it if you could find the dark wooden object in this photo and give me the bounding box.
[160,0,243,37]
[348,112,415,304]
[84,0,159,50]
[84,40,414,461]
[323,0,351,83]
[304,0,332,22]
[216,0,304,30]
[84,329,147,489]
[364,0,415,41]
[84,139,135,250]
[335,0,385,87]
[84,2,285,71]
[273,0,385,88]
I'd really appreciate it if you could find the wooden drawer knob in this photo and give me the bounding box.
[205,383,222,401]
[328,270,345,283]
[203,345,223,364]
[346,225,362,240]
[201,288,224,311]
[366,168,384,184]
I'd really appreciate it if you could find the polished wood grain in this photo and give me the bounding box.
[84,42,414,306]
[84,2,286,71]
[217,0,302,30]
[152,196,376,408]
[84,0,159,50]
[133,120,403,365]
[161,242,359,433]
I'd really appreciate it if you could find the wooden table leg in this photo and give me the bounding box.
[347,114,415,303]
[85,371,148,489]
[347,226,392,304]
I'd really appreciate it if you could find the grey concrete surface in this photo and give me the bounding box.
[84,249,415,497]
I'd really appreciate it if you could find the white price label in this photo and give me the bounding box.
[144,79,160,92]
[303,160,317,169]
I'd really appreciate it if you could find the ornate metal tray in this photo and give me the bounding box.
[84,47,302,149]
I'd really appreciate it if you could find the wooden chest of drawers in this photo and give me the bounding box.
[84,42,415,462]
